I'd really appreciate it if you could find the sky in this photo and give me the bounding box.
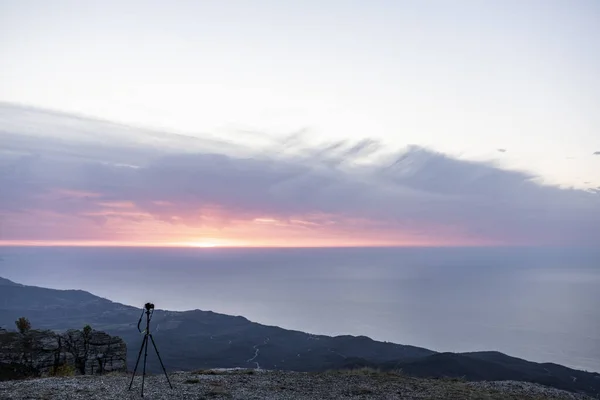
[0,0,599,247]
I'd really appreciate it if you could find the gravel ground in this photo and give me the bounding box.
[468,381,595,400]
[0,370,595,400]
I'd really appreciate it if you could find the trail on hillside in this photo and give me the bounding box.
[246,337,270,369]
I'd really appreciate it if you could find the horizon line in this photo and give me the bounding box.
[0,242,590,250]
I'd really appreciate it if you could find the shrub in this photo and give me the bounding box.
[334,367,382,376]
[0,362,39,381]
[15,317,31,334]
[193,369,218,375]
[83,325,92,339]
[51,364,76,377]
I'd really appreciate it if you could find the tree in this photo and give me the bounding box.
[15,317,33,368]
[15,317,31,334]
[83,325,92,340]
[82,324,92,374]
[64,330,86,375]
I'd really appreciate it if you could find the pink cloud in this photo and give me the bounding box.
[1,103,599,247]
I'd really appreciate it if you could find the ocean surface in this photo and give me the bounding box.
[1,246,599,372]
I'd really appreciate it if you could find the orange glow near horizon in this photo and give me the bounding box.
[0,240,493,248]
[0,216,503,248]
[0,194,506,248]
[0,233,502,248]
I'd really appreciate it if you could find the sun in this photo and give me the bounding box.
[187,241,218,248]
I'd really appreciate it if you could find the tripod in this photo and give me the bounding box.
[128,303,173,397]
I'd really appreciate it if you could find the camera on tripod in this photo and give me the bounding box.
[129,302,172,397]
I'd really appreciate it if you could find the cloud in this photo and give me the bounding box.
[1,103,599,246]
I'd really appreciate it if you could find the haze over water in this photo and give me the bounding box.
[1,246,598,373]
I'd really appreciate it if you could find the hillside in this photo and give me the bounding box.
[339,352,600,397]
[0,277,434,373]
[1,277,599,398]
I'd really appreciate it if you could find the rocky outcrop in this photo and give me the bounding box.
[0,328,126,380]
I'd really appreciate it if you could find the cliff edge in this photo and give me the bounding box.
[0,328,126,380]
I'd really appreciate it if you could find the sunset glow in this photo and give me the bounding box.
[1,147,597,248]
[0,180,496,248]
[0,188,507,248]
[0,214,501,248]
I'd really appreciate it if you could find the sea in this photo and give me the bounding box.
[0,246,598,372]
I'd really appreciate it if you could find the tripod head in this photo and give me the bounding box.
[137,303,155,333]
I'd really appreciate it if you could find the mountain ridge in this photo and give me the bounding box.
[0,277,22,287]
[1,276,599,398]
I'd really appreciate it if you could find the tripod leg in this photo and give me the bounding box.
[142,334,149,397]
[149,334,173,389]
[129,334,148,390]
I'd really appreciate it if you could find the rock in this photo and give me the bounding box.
[86,330,127,375]
[0,328,126,380]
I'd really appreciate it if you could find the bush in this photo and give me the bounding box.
[0,362,39,381]
[83,325,92,339]
[193,369,218,375]
[15,317,31,334]
[51,364,76,377]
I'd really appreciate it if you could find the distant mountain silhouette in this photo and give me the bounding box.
[1,277,598,398]
[0,277,433,372]
[338,352,600,397]
[0,277,22,287]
